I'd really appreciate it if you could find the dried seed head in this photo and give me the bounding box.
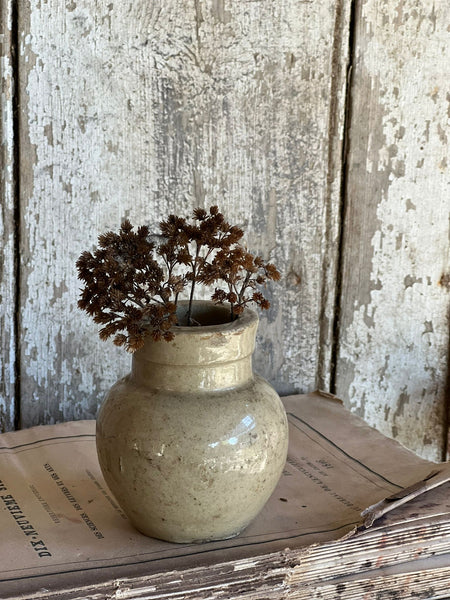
[77,205,280,347]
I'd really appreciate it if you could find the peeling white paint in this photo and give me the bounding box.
[3,0,448,461]
[0,1,16,431]
[340,194,449,460]
[337,0,450,460]
[17,0,348,425]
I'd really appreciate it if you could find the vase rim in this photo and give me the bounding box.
[171,300,258,334]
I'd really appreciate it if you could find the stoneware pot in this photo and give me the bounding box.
[96,301,288,543]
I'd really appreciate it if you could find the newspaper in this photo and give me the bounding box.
[1,391,448,597]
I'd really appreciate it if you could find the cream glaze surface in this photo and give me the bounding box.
[96,303,289,543]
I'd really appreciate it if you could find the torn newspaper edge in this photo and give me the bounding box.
[358,464,450,529]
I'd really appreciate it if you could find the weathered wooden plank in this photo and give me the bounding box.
[17,0,350,426]
[336,0,450,460]
[0,0,16,432]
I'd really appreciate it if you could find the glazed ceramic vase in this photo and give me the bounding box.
[96,301,288,543]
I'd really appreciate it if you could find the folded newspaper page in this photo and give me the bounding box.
[0,391,447,597]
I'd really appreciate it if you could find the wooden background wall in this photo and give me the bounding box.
[1,0,449,461]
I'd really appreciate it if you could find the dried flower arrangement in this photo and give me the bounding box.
[76,206,280,352]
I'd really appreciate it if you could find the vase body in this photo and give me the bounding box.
[96,302,288,543]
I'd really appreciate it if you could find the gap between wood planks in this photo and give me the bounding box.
[328,0,357,396]
[11,0,22,430]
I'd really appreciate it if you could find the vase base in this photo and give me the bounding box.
[132,522,247,545]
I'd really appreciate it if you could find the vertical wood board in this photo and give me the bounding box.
[0,0,16,431]
[336,0,450,460]
[17,0,349,426]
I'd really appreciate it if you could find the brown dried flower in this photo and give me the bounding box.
[77,206,280,351]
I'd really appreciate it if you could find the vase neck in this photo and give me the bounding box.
[131,357,254,392]
[130,308,258,393]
